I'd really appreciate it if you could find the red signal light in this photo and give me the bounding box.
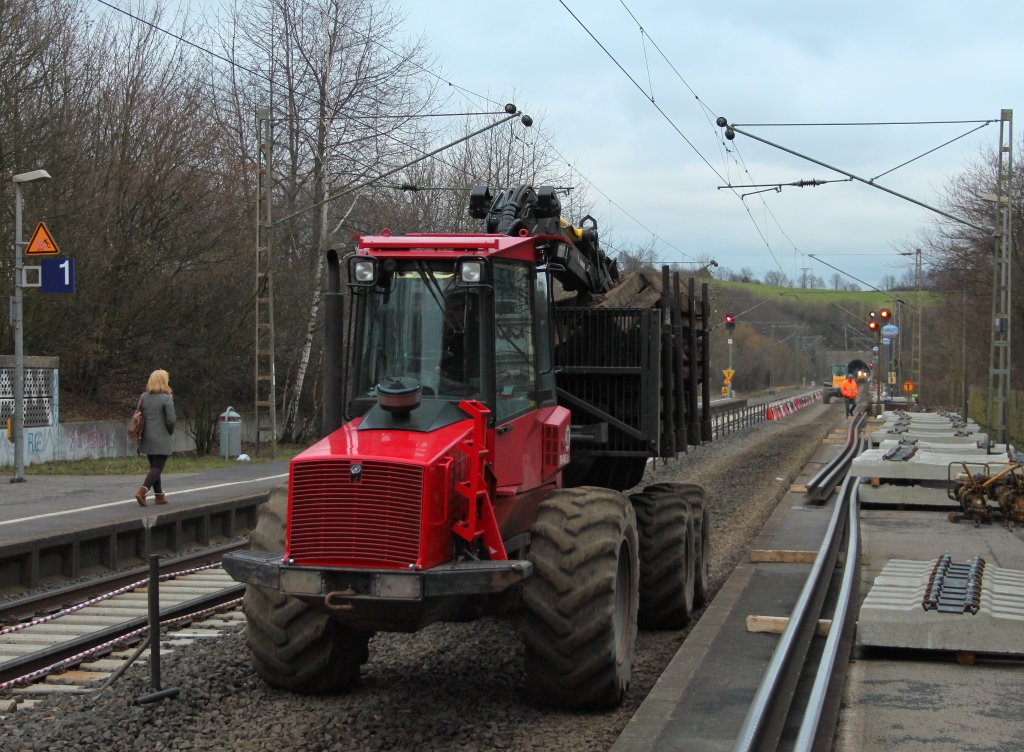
[879,308,892,320]
[868,320,879,332]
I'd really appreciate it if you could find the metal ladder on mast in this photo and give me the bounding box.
[986,109,1013,447]
[255,108,277,458]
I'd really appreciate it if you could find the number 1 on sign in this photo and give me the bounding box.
[40,257,75,293]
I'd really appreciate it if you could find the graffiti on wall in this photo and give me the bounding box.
[0,427,57,466]
[66,426,117,456]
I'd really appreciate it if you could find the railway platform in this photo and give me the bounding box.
[0,462,288,591]
[612,416,1024,752]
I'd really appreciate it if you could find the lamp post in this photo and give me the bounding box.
[11,169,51,483]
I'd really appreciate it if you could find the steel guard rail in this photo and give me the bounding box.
[732,422,868,752]
[708,389,823,440]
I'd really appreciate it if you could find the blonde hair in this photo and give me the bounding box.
[146,369,172,394]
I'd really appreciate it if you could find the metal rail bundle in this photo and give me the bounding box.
[734,422,868,752]
[804,413,867,501]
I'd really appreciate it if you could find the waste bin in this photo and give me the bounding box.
[218,406,242,458]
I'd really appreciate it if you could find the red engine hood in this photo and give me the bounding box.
[296,413,473,467]
[284,413,475,570]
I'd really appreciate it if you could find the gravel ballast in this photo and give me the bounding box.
[0,401,840,752]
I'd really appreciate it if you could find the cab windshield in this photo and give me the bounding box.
[354,262,483,401]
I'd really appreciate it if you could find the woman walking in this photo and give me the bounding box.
[134,369,176,506]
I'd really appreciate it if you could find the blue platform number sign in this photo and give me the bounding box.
[41,257,76,294]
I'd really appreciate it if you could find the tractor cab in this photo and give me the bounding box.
[346,247,551,428]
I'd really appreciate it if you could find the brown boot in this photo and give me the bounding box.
[135,486,148,506]
[155,493,168,505]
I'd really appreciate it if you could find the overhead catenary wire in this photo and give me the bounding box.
[732,119,995,127]
[93,0,615,241]
[275,109,527,224]
[556,0,727,184]
[609,0,792,274]
[93,0,496,134]
[95,0,754,274]
[615,1,997,283]
[870,121,993,181]
[533,132,701,263]
[806,253,912,307]
[720,121,994,236]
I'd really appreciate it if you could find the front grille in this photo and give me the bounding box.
[288,459,423,568]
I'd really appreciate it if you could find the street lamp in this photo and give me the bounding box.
[11,168,51,483]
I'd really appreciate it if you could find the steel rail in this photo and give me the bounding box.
[733,419,865,752]
[0,540,247,625]
[0,566,244,687]
[795,439,867,751]
[804,413,866,501]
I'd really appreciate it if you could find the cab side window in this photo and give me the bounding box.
[492,261,536,422]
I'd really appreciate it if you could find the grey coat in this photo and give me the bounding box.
[138,392,176,455]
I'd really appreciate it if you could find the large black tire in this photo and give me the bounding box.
[521,486,639,709]
[243,485,371,693]
[631,483,695,629]
[643,482,710,609]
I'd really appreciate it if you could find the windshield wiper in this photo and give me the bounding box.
[416,261,463,334]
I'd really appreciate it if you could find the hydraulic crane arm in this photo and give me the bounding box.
[469,184,619,294]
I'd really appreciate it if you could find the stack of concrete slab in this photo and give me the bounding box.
[868,411,987,447]
[858,557,1024,654]
[854,411,1015,506]
[852,448,1014,483]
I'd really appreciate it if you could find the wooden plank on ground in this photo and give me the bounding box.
[750,550,870,566]
[750,549,816,564]
[746,614,832,637]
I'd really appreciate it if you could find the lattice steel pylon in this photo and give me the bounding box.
[986,109,1013,447]
[255,108,277,458]
[912,248,922,390]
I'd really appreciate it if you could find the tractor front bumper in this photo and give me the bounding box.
[222,550,532,601]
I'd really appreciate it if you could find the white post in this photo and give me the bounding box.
[11,181,24,482]
[10,169,51,483]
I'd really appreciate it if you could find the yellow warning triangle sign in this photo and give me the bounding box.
[26,221,59,255]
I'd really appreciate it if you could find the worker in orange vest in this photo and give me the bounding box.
[840,374,859,418]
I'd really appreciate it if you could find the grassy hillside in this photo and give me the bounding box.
[702,279,936,395]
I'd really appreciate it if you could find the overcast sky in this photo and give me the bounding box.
[396,0,1018,288]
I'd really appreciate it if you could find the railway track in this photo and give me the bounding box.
[734,412,868,751]
[2,402,855,751]
[0,550,246,695]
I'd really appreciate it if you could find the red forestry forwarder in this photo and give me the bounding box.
[223,185,713,709]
